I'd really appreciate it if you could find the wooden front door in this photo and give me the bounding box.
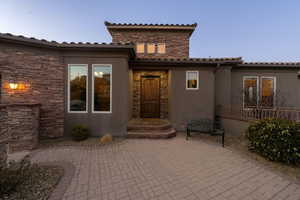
[141,76,160,118]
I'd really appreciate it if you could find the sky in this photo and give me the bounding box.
[0,0,299,62]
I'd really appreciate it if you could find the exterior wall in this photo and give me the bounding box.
[131,70,168,119]
[220,117,249,137]
[0,106,8,165]
[215,67,232,111]
[231,69,300,110]
[2,104,40,152]
[170,68,215,130]
[109,30,191,58]
[0,43,64,138]
[63,51,130,136]
[0,104,40,154]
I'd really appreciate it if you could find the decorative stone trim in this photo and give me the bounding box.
[132,70,168,119]
[0,103,40,153]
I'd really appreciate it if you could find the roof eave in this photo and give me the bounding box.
[237,64,300,68]
[0,35,136,57]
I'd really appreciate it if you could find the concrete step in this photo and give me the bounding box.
[127,123,172,131]
[127,128,176,139]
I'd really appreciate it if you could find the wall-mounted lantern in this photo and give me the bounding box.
[7,80,29,91]
[9,82,18,90]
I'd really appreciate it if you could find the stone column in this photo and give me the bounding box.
[0,103,40,154]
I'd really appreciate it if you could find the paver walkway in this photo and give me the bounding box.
[31,136,300,200]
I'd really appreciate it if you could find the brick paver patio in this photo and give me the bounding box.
[31,136,300,200]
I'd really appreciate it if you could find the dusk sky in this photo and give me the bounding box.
[1,0,299,62]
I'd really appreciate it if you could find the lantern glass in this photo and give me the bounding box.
[9,83,18,90]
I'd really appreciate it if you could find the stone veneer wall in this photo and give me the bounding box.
[132,71,168,119]
[0,103,40,155]
[0,106,8,165]
[0,44,64,138]
[109,30,191,59]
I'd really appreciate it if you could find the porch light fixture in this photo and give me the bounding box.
[9,82,18,90]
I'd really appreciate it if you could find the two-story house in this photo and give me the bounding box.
[0,21,299,143]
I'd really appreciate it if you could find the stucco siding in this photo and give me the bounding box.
[170,68,215,130]
[231,69,300,110]
[220,118,249,137]
[215,67,232,111]
[64,54,130,137]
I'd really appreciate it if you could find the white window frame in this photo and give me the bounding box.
[260,76,276,108]
[68,64,88,113]
[186,71,199,90]
[92,64,112,114]
[243,76,259,110]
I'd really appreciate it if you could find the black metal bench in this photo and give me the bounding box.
[186,119,225,147]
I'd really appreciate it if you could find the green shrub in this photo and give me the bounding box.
[71,125,89,141]
[0,157,33,197]
[246,118,300,165]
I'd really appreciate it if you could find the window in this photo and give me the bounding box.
[186,71,199,90]
[157,43,166,54]
[243,76,276,109]
[243,76,259,108]
[261,77,276,108]
[92,64,112,113]
[136,43,145,53]
[147,43,155,54]
[68,64,88,112]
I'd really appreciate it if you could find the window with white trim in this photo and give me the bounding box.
[243,76,276,108]
[92,65,112,113]
[186,71,199,90]
[261,77,276,108]
[243,76,259,108]
[68,64,88,112]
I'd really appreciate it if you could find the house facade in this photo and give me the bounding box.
[0,21,300,143]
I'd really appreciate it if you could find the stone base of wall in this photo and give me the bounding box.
[0,103,40,154]
[0,143,7,166]
[132,70,169,119]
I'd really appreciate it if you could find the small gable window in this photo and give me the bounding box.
[186,71,199,90]
[157,43,166,54]
[147,43,156,54]
[136,43,145,53]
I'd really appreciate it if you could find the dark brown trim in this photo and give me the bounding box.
[130,57,242,69]
[237,63,300,69]
[0,33,136,57]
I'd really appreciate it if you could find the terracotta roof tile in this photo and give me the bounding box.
[105,21,197,27]
[132,57,242,65]
[0,32,134,48]
[238,62,300,68]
